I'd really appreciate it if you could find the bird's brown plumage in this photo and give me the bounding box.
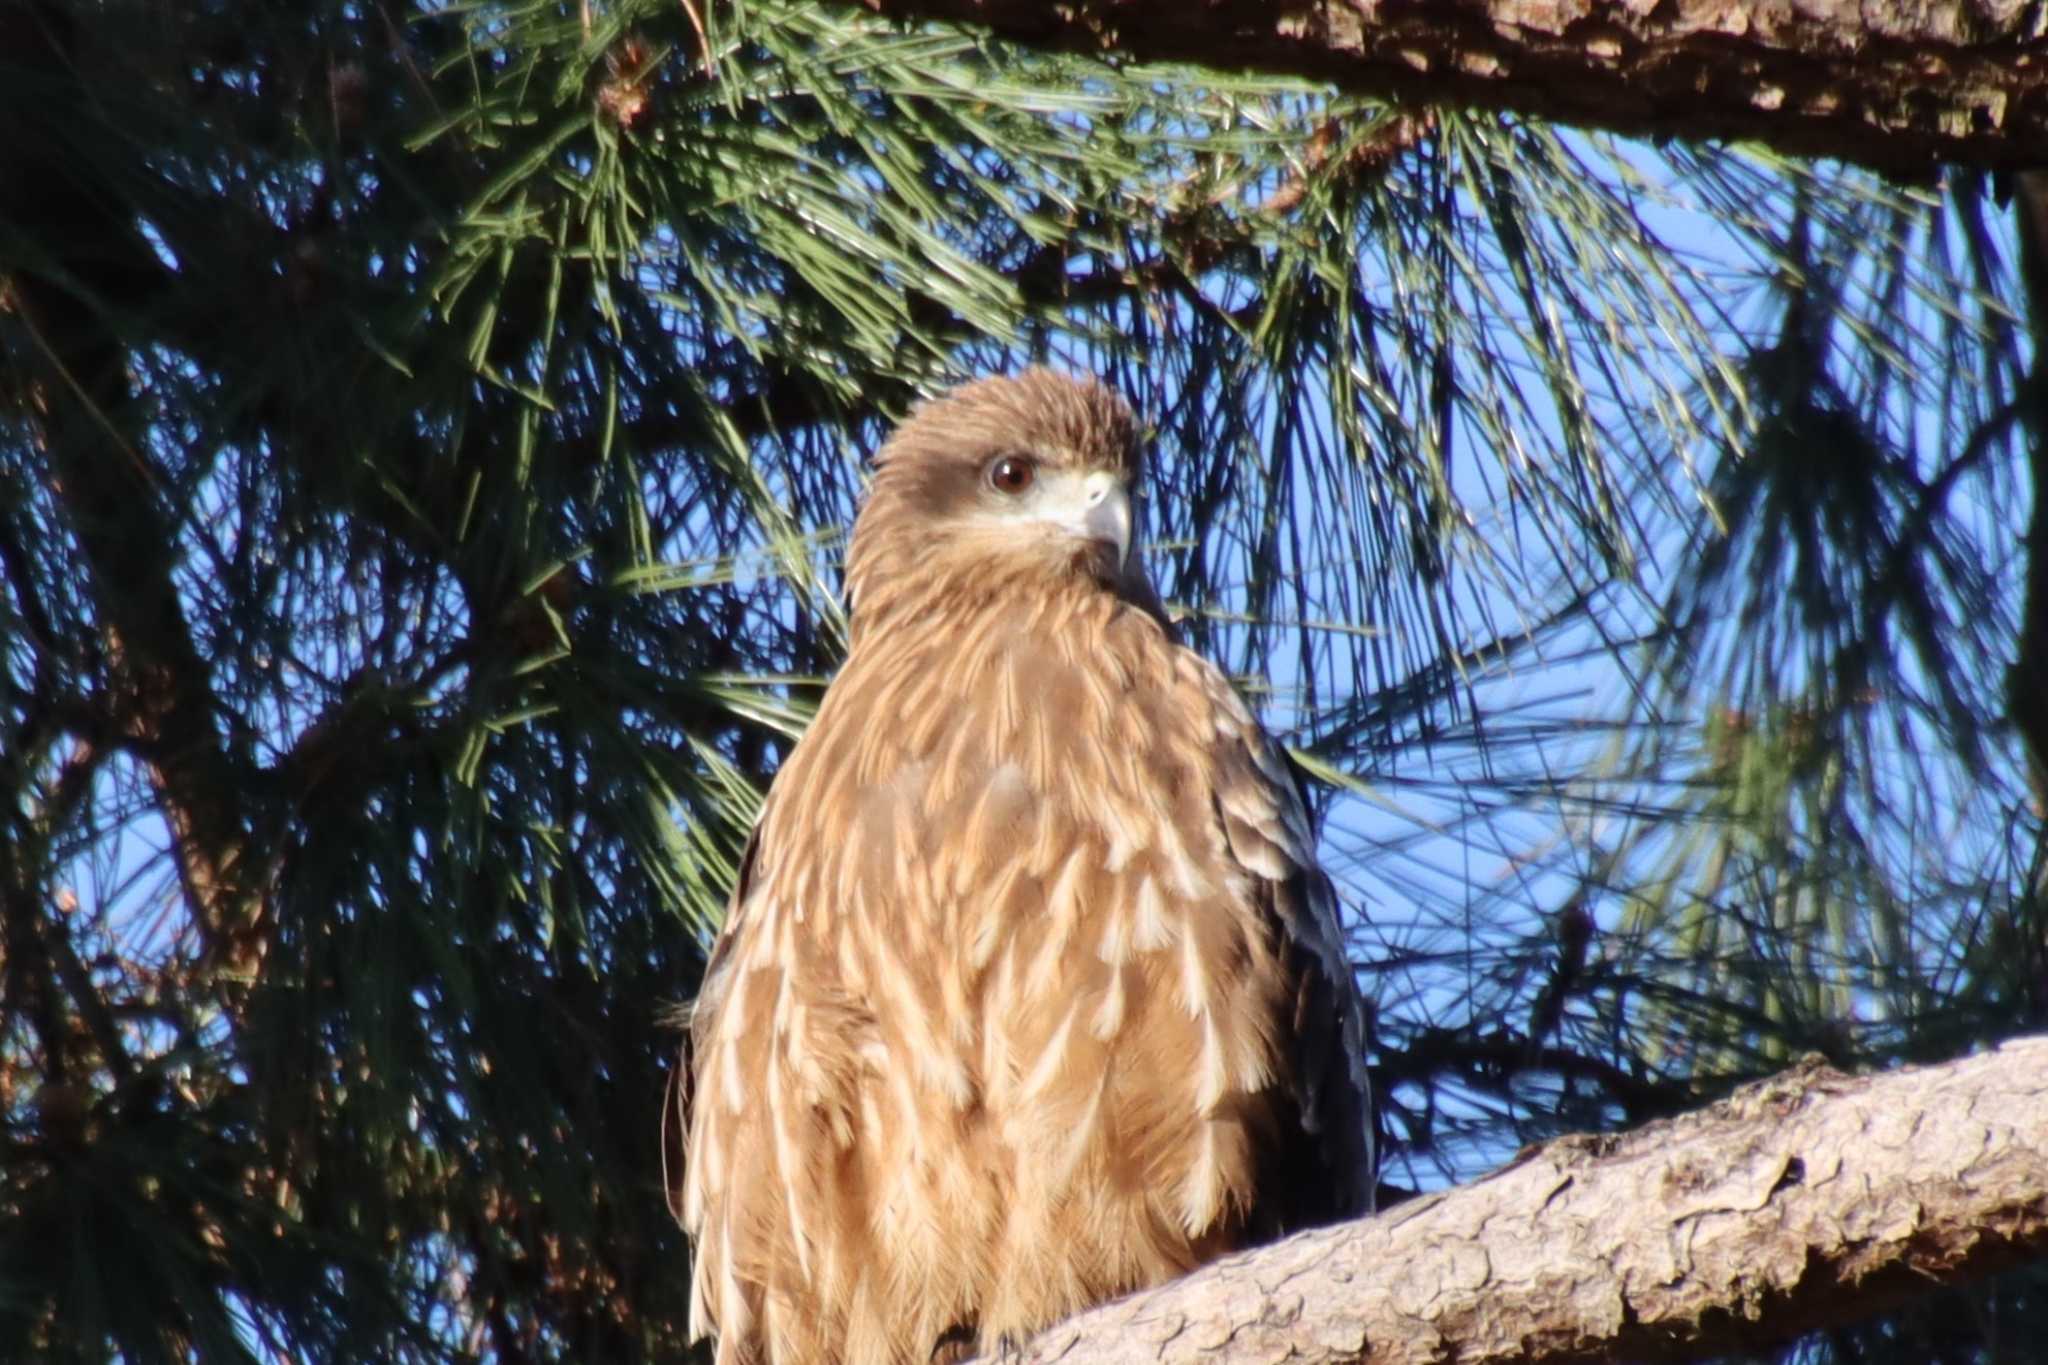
[673,369,1371,1364]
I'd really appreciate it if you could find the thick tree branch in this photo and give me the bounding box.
[999,1037,2048,1364]
[2014,170,2048,806]
[841,0,2048,177]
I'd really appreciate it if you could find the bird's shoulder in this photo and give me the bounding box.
[1148,634,1377,1224]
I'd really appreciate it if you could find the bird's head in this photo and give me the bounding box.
[845,369,1160,633]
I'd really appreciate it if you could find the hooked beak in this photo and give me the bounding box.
[1076,469,1132,569]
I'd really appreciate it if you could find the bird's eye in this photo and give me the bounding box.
[986,455,1035,495]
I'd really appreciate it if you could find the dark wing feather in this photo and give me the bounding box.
[1267,860,1375,1229]
[1200,665,1375,1232]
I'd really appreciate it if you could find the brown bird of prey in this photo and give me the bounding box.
[673,369,1372,1365]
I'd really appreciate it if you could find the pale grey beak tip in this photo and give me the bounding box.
[1083,483,1133,570]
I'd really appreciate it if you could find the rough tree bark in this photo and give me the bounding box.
[986,1036,2048,1364]
[835,0,2047,176]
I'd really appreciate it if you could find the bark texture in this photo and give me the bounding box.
[993,1035,2048,1364]
[846,0,2048,175]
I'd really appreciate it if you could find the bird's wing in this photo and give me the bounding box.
[1191,654,1376,1226]
[674,826,769,1359]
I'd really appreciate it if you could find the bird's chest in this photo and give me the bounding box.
[745,619,1264,1107]
[796,623,1220,921]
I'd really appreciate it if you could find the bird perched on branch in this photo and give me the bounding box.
[673,369,1372,1364]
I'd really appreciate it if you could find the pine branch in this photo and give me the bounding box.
[1,4,264,983]
[999,1037,2048,1364]
[830,0,2048,176]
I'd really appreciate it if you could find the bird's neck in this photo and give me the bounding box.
[846,549,1136,655]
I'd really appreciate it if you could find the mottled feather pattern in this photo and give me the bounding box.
[676,371,1372,1364]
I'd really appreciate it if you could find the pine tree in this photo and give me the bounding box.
[2,0,2039,1359]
